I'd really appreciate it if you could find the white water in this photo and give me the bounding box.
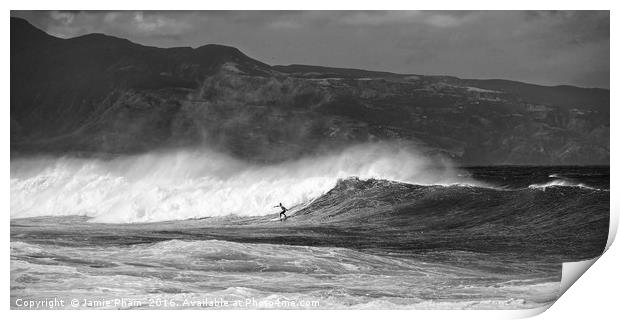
[11,143,468,223]
[11,239,558,310]
[528,179,600,191]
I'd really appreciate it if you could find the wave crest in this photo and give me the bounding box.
[528,179,601,191]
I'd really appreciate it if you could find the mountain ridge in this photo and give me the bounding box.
[274,63,608,91]
[12,17,608,91]
[10,17,609,165]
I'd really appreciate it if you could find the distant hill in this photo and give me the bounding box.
[11,17,609,165]
[273,64,399,79]
[274,64,609,112]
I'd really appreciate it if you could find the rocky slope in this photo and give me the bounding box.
[11,17,609,165]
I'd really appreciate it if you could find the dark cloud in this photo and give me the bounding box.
[11,10,609,88]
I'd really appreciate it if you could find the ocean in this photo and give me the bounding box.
[10,146,609,309]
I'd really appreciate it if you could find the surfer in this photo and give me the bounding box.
[274,203,288,221]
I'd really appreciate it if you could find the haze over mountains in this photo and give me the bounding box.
[11,17,609,165]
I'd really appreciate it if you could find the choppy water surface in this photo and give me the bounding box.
[10,149,609,309]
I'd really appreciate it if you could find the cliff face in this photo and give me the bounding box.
[11,17,609,165]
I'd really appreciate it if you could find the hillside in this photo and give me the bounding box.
[10,17,609,165]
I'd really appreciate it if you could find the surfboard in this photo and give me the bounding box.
[269,215,289,222]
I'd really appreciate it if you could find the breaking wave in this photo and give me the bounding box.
[11,143,472,223]
[528,179,602,191]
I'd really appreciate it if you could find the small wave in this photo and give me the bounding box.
[10,241,45,255]
[528,179,603,191]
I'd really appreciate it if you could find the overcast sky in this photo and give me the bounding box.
[11,11,610,88]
